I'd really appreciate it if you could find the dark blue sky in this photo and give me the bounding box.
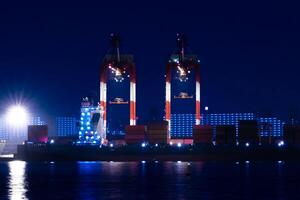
[0,0,299,122]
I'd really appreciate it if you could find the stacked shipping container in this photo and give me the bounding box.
[215,125,236,144]
[125,125,146,144]
[147,122,169,144]
[193,125,213,144]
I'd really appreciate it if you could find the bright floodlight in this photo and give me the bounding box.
[6,105,29,127]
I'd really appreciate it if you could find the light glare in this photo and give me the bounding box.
[6,105,29,127]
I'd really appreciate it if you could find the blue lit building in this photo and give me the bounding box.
[258,117,284,137]
[78,97,102,144]
[203,113,255,137]
[170,113,284,139]
[171,114,195,138]
[0,116,46,140]
[55,117,77,137]
[0,118,9,140]
[29,117,46,126]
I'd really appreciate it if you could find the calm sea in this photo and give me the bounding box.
[0,161,299,199]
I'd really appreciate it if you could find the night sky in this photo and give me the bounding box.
[0,1,299,123]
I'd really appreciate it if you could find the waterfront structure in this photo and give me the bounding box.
[215,125,236,144]
[284,124,300,144]
[29,117,46,126]
[99,34,136,141]
[170,114,195,138]
[193,125,213,144]
[258,117,283,137]
[55,117,77,137]
[165,34,200,136]
[0,115,46,154]
[0,118,9,140]
[238,120,259,144]
[0,116,46,140]
[203,113,255,138]
[170,113,284,139]
[28,125,48,143]
[78,97,102,144]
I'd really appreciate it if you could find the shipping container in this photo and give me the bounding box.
[283,125,300,144]
[28,125,48,143]
[238,120,259,144]
[216,125,236,144]
[193,125,213,144]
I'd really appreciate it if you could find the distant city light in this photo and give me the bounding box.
[110,143,114,148]
[141,142,146,148]
[245,142,250,147]
[177,143,182,147]
[50,139,55,144]
[205,106,209,111]
[155,144,158,147]
[6,105,29,127]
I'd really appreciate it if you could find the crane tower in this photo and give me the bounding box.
[99,34,136,141]
[165,34,201,137]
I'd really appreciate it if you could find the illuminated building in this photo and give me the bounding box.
[29,117,46,126]
[0,118,9,140]
[203,113,255,138]
[170,114,195,138]
[55,117,77,137]
[0,115,46,154]
[77,97,102,144]
[170,113,284,139]
[0,116,45,140]
[258,117,283,137]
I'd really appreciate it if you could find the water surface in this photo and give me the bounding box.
[0,161,299,199]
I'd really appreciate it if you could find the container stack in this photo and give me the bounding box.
[146,121,169,144]
[216,125,236,145]
[125,125,146,144]
[238,120,259,144]
[193,125,213,144]
[283,125,300,145]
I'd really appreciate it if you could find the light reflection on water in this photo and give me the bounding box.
[8,161,27,200]
[2,161,295,199]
